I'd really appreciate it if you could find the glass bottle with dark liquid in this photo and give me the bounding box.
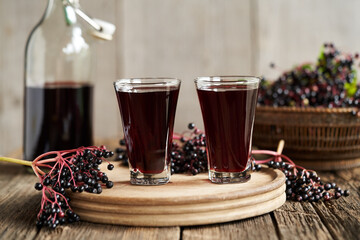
[24,0,98,161]
[24,83,93,161]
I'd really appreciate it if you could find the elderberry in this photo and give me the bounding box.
[114,145,129,166]
[258,43,360,112]
[344,190,350,196]
[114,123,207,175]
[188,122,195,130]
[170,124,207,175]
[33,146,115,229]
[253,161,351,202]
[34,183,43,191]
[106,181,114,188]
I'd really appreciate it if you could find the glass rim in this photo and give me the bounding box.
[114,77,181,87]
[194,76,260,84]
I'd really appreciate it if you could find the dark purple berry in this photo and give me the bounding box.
[107,164,114,170]
[188,123,195,130]
[344,190,350,197]
[106,181,114,188]
[35,183,43,191]
[324,183,332,191]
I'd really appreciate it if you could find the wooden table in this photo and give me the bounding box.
[1,160,359,240]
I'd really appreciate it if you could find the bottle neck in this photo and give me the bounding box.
[69,0,80,6]
[44,0,80,23]
[44,0,63,17]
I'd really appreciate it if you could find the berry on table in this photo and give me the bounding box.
[188,123,195,130]
[34,183,43,191]
[106,181,114,188]
[107,164,114,170]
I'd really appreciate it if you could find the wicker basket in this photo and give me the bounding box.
[253,106,360,170]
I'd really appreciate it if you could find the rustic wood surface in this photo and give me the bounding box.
[1,160,359,239]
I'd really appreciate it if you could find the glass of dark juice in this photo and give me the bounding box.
[114,78,181,185]
[195,76,260,184]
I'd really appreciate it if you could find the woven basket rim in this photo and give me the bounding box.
[256,106,358,113]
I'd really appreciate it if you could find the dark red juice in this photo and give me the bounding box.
[24,82,93,161]
[197,86,258,172]
[115,88,179,174]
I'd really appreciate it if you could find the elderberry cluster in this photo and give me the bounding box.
[253,161,350,202]
[258,43,360,115]
[114,139,128,166]
[114,123,208,175]
[34,147,114,229]
[35,194,79,229]
[171,123,207,175]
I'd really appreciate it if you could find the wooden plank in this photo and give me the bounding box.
[81,0,123,141]
[311,197,360,240]
[249,0,259,74]
[0,163,40,240]
[121,0,254,132]
[335,168,360,182]
[36,223,180,240]
[1,159,360,239]
[271,170,359,240]
[3,0,360,163]
[0,163,180,240]
[272,201,333,240]
[0,0,121,157]
[0,0,45,156]
[120,227,180,240]
[257,0,360,79]
[310,170,360,240]
[182,214,279,240]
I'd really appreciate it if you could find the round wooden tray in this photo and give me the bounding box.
[69,166,286,227]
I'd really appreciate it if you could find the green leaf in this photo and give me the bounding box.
[317,45,326,73]
[318,45,326,61]
[301,64,313,71]
[344,69,358,97]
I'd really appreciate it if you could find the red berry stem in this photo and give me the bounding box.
[1,145,116,229]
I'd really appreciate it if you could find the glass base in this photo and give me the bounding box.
[209,168,251,184]
[130,169,170,186]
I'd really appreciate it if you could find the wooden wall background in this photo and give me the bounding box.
[1,0,360,156]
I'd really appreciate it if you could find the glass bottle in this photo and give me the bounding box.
[24,0,94,161]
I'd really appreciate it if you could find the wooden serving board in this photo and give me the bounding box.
[69,166,286,227]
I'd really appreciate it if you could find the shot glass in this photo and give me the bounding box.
[195,76,260,184]
[114,78,181,185]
